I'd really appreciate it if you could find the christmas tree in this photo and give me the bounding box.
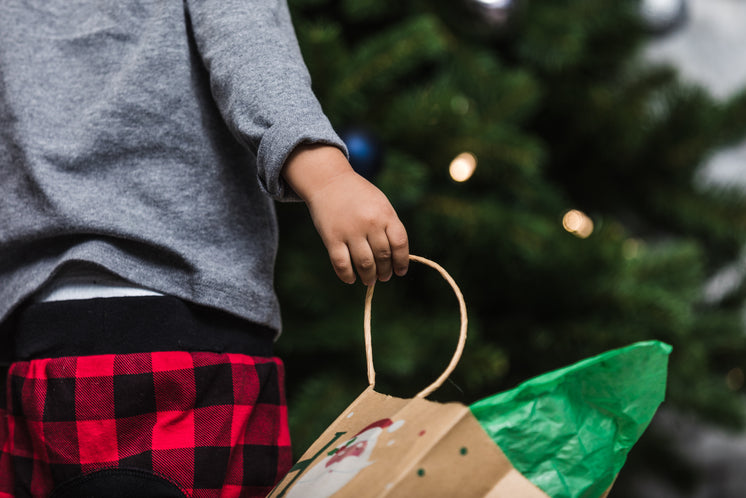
[275,0,746,493]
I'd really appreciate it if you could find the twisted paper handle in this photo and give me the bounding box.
[364,254,468,398]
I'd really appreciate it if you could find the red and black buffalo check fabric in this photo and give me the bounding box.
[0,351,292,497]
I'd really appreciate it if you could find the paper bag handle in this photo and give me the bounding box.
[364,254,468,398]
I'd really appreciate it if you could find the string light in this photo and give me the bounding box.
[449,152,477,182]
[562,209,594,238]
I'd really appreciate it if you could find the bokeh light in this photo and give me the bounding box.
[640,0,685,27]
[726,367,744,391]
[562,209,594,238]
[449,152,477,182]
[473,0,512,7]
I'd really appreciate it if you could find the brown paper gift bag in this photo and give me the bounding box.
[269,255,560,498]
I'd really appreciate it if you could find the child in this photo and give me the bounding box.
[0,0,408,496]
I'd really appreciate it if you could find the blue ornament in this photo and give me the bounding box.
[340,127,383,180]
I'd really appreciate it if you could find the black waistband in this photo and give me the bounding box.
[2,296,275,361]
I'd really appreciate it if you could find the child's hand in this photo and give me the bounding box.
[282,144,409,285]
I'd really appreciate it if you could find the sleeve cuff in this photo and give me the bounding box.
[256,116,349,202]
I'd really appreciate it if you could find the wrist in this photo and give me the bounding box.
[281,143,354,202]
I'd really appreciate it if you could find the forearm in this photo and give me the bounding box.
[185,0,346,200]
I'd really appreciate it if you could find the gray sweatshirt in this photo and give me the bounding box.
[0,0,346,333]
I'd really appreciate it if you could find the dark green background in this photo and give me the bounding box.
[274,0,746,495]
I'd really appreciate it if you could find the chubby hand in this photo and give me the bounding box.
[282,144,409,285]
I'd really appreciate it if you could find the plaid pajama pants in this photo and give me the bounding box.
[0,297,292,498]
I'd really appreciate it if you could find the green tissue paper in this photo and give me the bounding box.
[469,340,672,498]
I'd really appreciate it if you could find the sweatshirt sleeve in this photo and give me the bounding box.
[184,0,347,201]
